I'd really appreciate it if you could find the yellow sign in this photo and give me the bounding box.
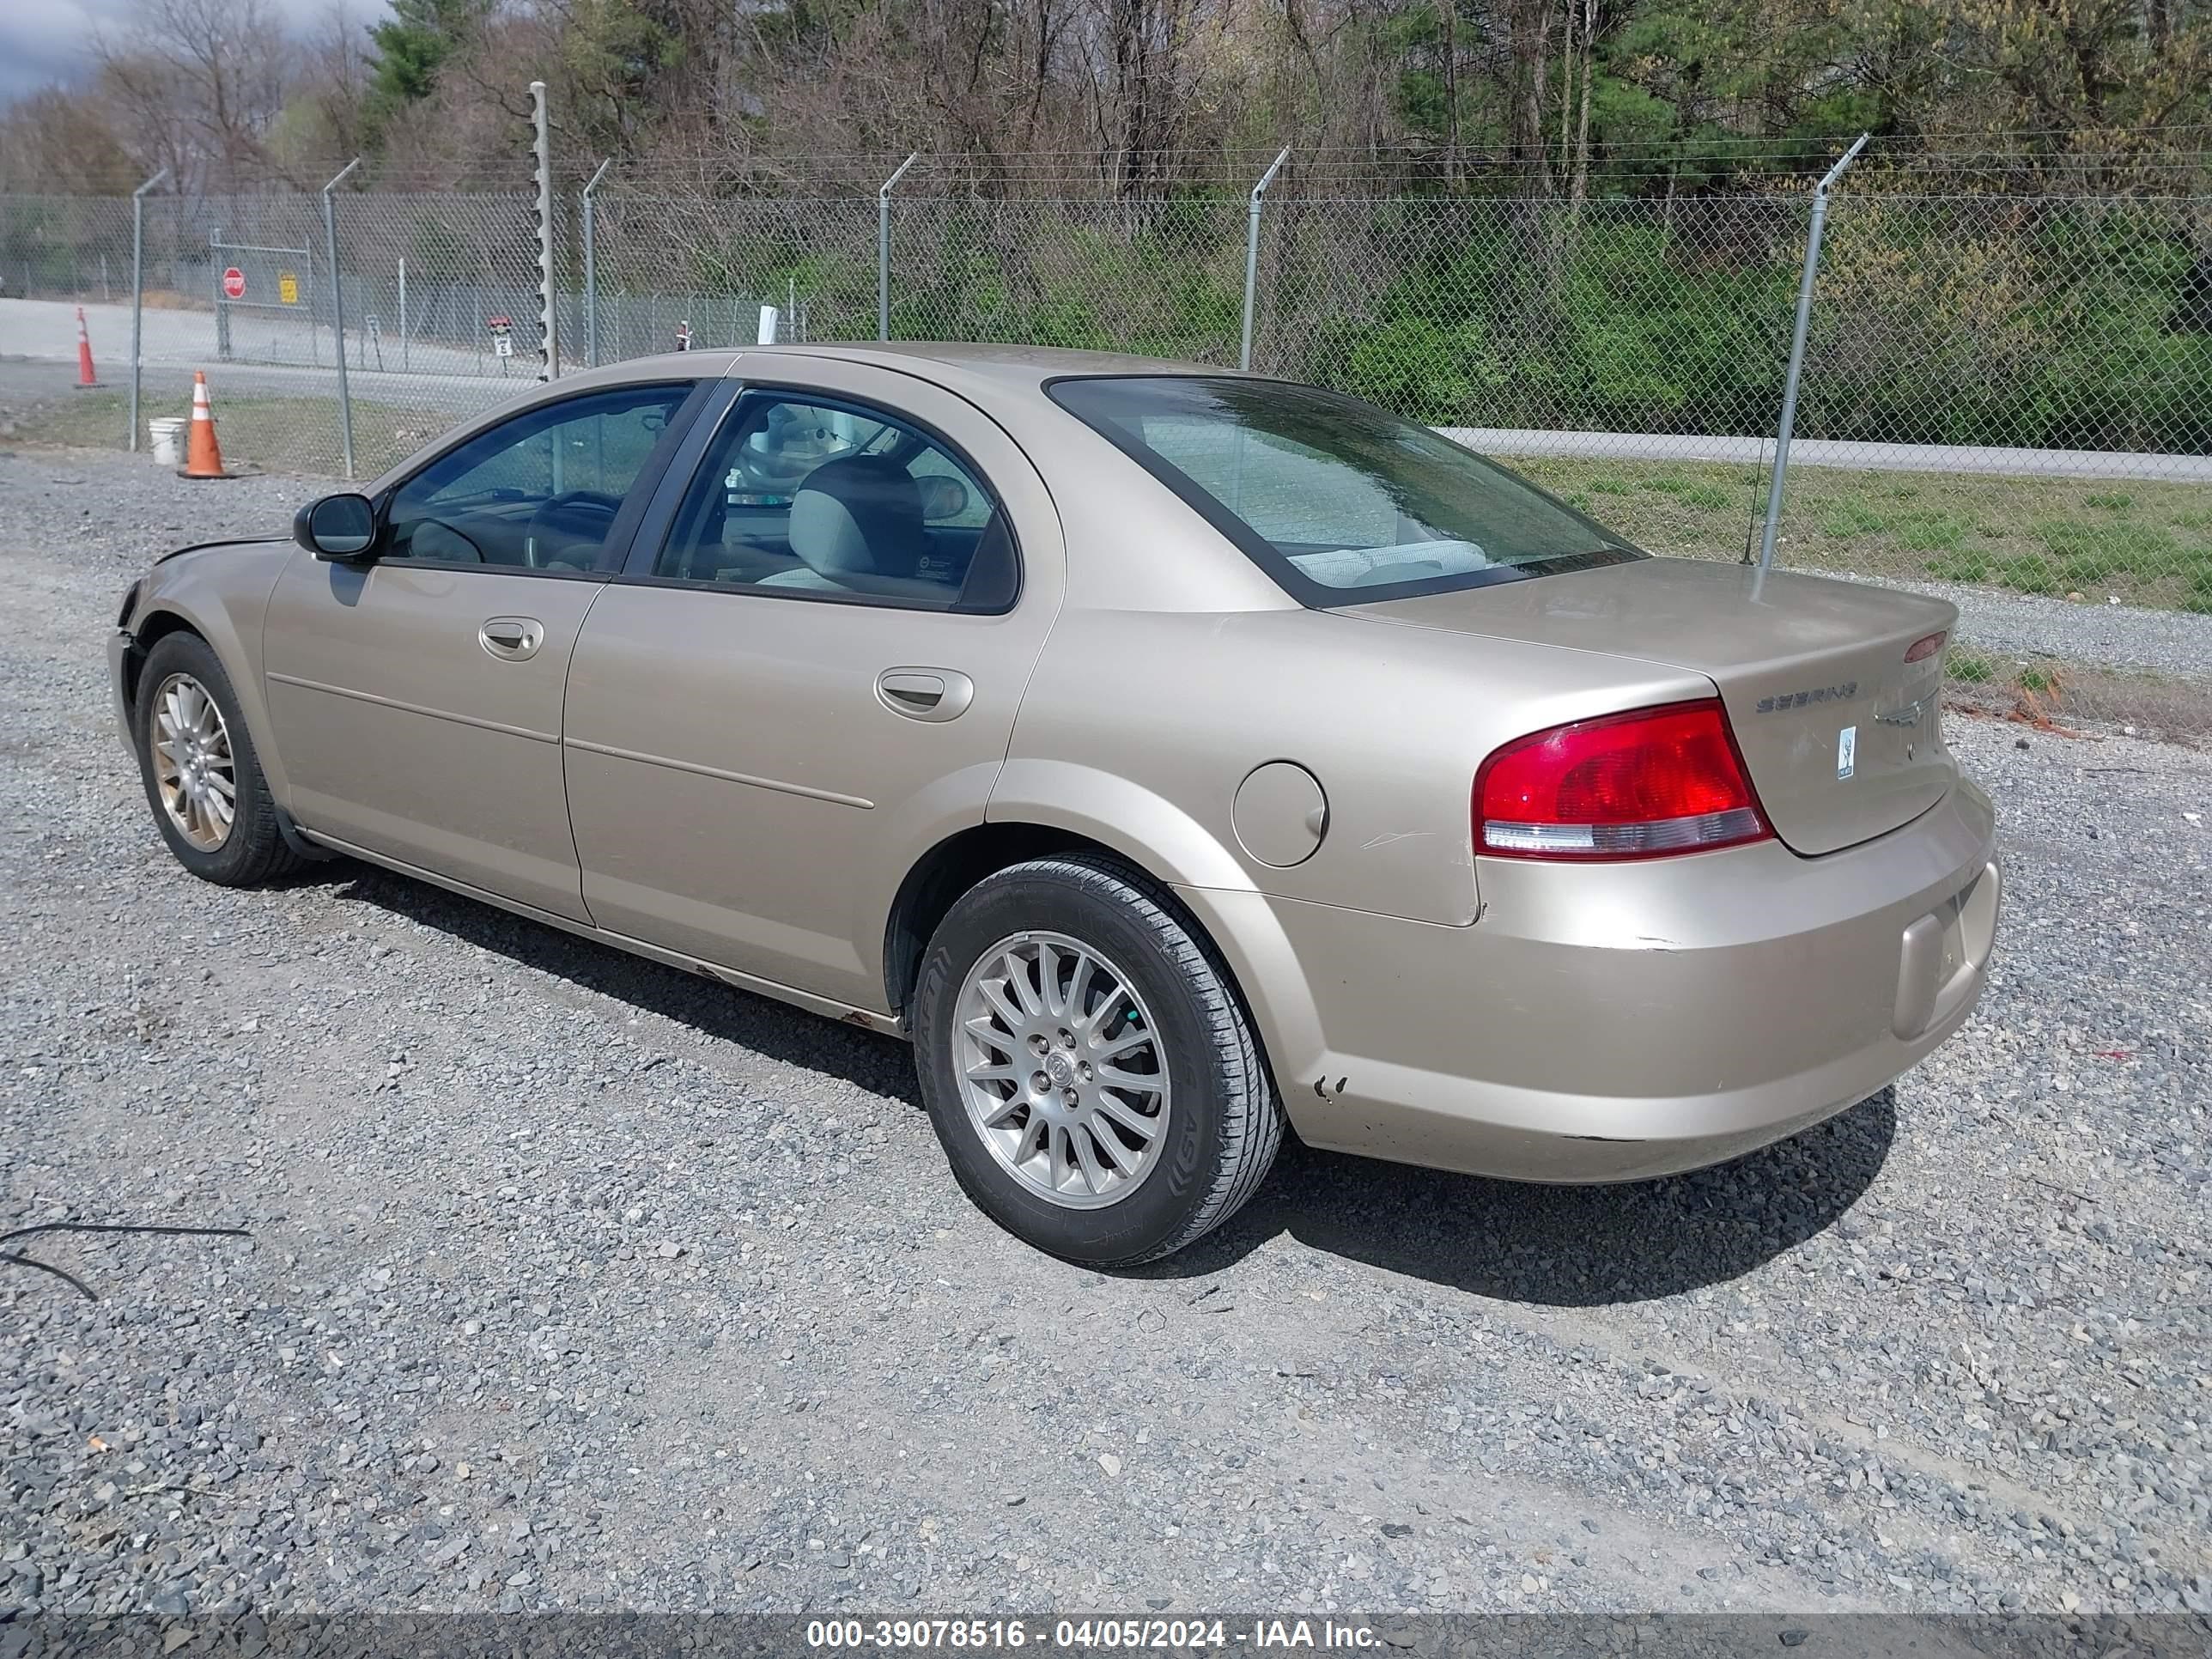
[277,271,300,306]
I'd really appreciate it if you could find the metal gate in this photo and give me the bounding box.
[210,233,319,366]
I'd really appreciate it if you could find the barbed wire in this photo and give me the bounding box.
[25,126,2212,201]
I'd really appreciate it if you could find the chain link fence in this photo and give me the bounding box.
[582,189,880,359]
[3,170,2208,730]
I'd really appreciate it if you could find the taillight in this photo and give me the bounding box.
[1904,630,1948,664]
[1474,699,1771,860]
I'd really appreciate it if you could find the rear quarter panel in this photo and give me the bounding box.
[994,605,1710,926]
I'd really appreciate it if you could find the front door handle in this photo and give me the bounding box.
[876,667,975,722]
[479,617,544,660]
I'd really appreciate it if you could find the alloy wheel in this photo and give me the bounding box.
[953,931,1171,1209]
[150,672,236,852]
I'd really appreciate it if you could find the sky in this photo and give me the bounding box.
[0,0,391,103]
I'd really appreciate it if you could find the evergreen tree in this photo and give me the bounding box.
[365,0,491,131]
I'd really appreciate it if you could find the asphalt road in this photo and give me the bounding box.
[1437,428,2212,484]
[2,447,2209,1625]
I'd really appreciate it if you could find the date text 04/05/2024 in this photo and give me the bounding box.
[805,1618,1383,1649]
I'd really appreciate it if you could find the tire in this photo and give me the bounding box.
[911,853,1284,1266]
[134,630,303,888]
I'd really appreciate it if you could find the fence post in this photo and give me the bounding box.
[127,167,169,453]
[322,156,362,480]
[580,157,611,368]
[1240,148,1291,372]
[532,82,560,380]
[398,258,408,374]
[878,153,917,341]
[1757,133,1867,572]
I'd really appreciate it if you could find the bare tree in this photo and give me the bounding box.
[89,0,295,193]
[0,87,140,192]
[1510,0,1556,191]
[1570,0,1596,207]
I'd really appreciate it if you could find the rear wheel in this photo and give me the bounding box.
[912,854,1282,1265]
[135,631,302,887]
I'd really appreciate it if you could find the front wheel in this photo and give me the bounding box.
[911,854,1283,1265]
[134,630,302,887]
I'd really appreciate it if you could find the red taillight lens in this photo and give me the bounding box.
[1474,699,1771,860]
[1904,630,1948,664]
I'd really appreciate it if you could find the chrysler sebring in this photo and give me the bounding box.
[110,343,2000,1264]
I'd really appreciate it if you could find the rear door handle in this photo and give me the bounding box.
[479,617,544,659]
[876,667,975,722]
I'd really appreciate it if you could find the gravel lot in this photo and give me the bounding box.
[1879,578,2212,686]
[3,445,2210,1625]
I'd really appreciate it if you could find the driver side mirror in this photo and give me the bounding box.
[294,492,378,561]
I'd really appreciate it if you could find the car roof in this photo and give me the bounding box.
[371,343,1251,497]
[632,344,1230,382]
[791,341,1232,380]
[596,340,1237,402]
[368,339,1295,613]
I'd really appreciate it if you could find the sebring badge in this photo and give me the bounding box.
[1838,725,1857,780]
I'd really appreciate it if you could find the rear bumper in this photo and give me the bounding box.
[1199,780,1998,1183]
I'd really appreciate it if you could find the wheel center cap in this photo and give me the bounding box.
[1045,1052,1076,1088]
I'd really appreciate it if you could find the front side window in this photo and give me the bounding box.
[1049,376,1644,606]
[653,393,1016,611]
[383,384,690,571]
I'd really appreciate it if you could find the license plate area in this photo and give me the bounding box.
[1893,860,2000,1041]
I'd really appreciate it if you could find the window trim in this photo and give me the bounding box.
[369,378,712,580]
[1042,372,1644,610]
[617,382,1024,617]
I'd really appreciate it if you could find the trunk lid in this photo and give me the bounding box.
[1346,557,1959,857]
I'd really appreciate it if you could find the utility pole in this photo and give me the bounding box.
[580,157,611,367]
[127,167,169,453]
[1240,149,1291,372]
[878,154,917,341]
[1758,134,1869,571]
[532,81,559,380]
[322,157,362,479]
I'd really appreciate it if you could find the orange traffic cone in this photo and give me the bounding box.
[179,371,233,480]
[74,307,100,387]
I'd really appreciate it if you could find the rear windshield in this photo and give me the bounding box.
[1048,375,1644,606]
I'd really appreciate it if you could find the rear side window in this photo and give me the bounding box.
[1049,376,1644,606]
[652,392,1018,612]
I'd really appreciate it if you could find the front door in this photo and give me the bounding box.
[562,360,1063,1009]
[262,381,698,920]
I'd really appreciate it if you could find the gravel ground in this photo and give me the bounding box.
[3,445,2211,1626]
[1869,576,2212,685]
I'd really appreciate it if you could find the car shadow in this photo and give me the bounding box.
[320,860,1892,1307]
[1152,1090,1896,1305]
[325,863,922,1104]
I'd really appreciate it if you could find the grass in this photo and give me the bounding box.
[1947,647,1998,684]
[1519,456,2212,613]
[1944,642,2211,736]
[1939,653,2212,738]
[13,389,2212,617]
[20,388,461,479]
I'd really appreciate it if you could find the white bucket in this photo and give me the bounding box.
[149,416,185,466]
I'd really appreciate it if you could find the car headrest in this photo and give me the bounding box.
[790,455,924,580]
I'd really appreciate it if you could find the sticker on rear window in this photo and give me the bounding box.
[1838,725,1857,780]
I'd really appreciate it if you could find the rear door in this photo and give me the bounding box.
[562,357,1065,1011]
[262,380,702,918]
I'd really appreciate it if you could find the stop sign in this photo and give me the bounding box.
[222,267,246,300]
